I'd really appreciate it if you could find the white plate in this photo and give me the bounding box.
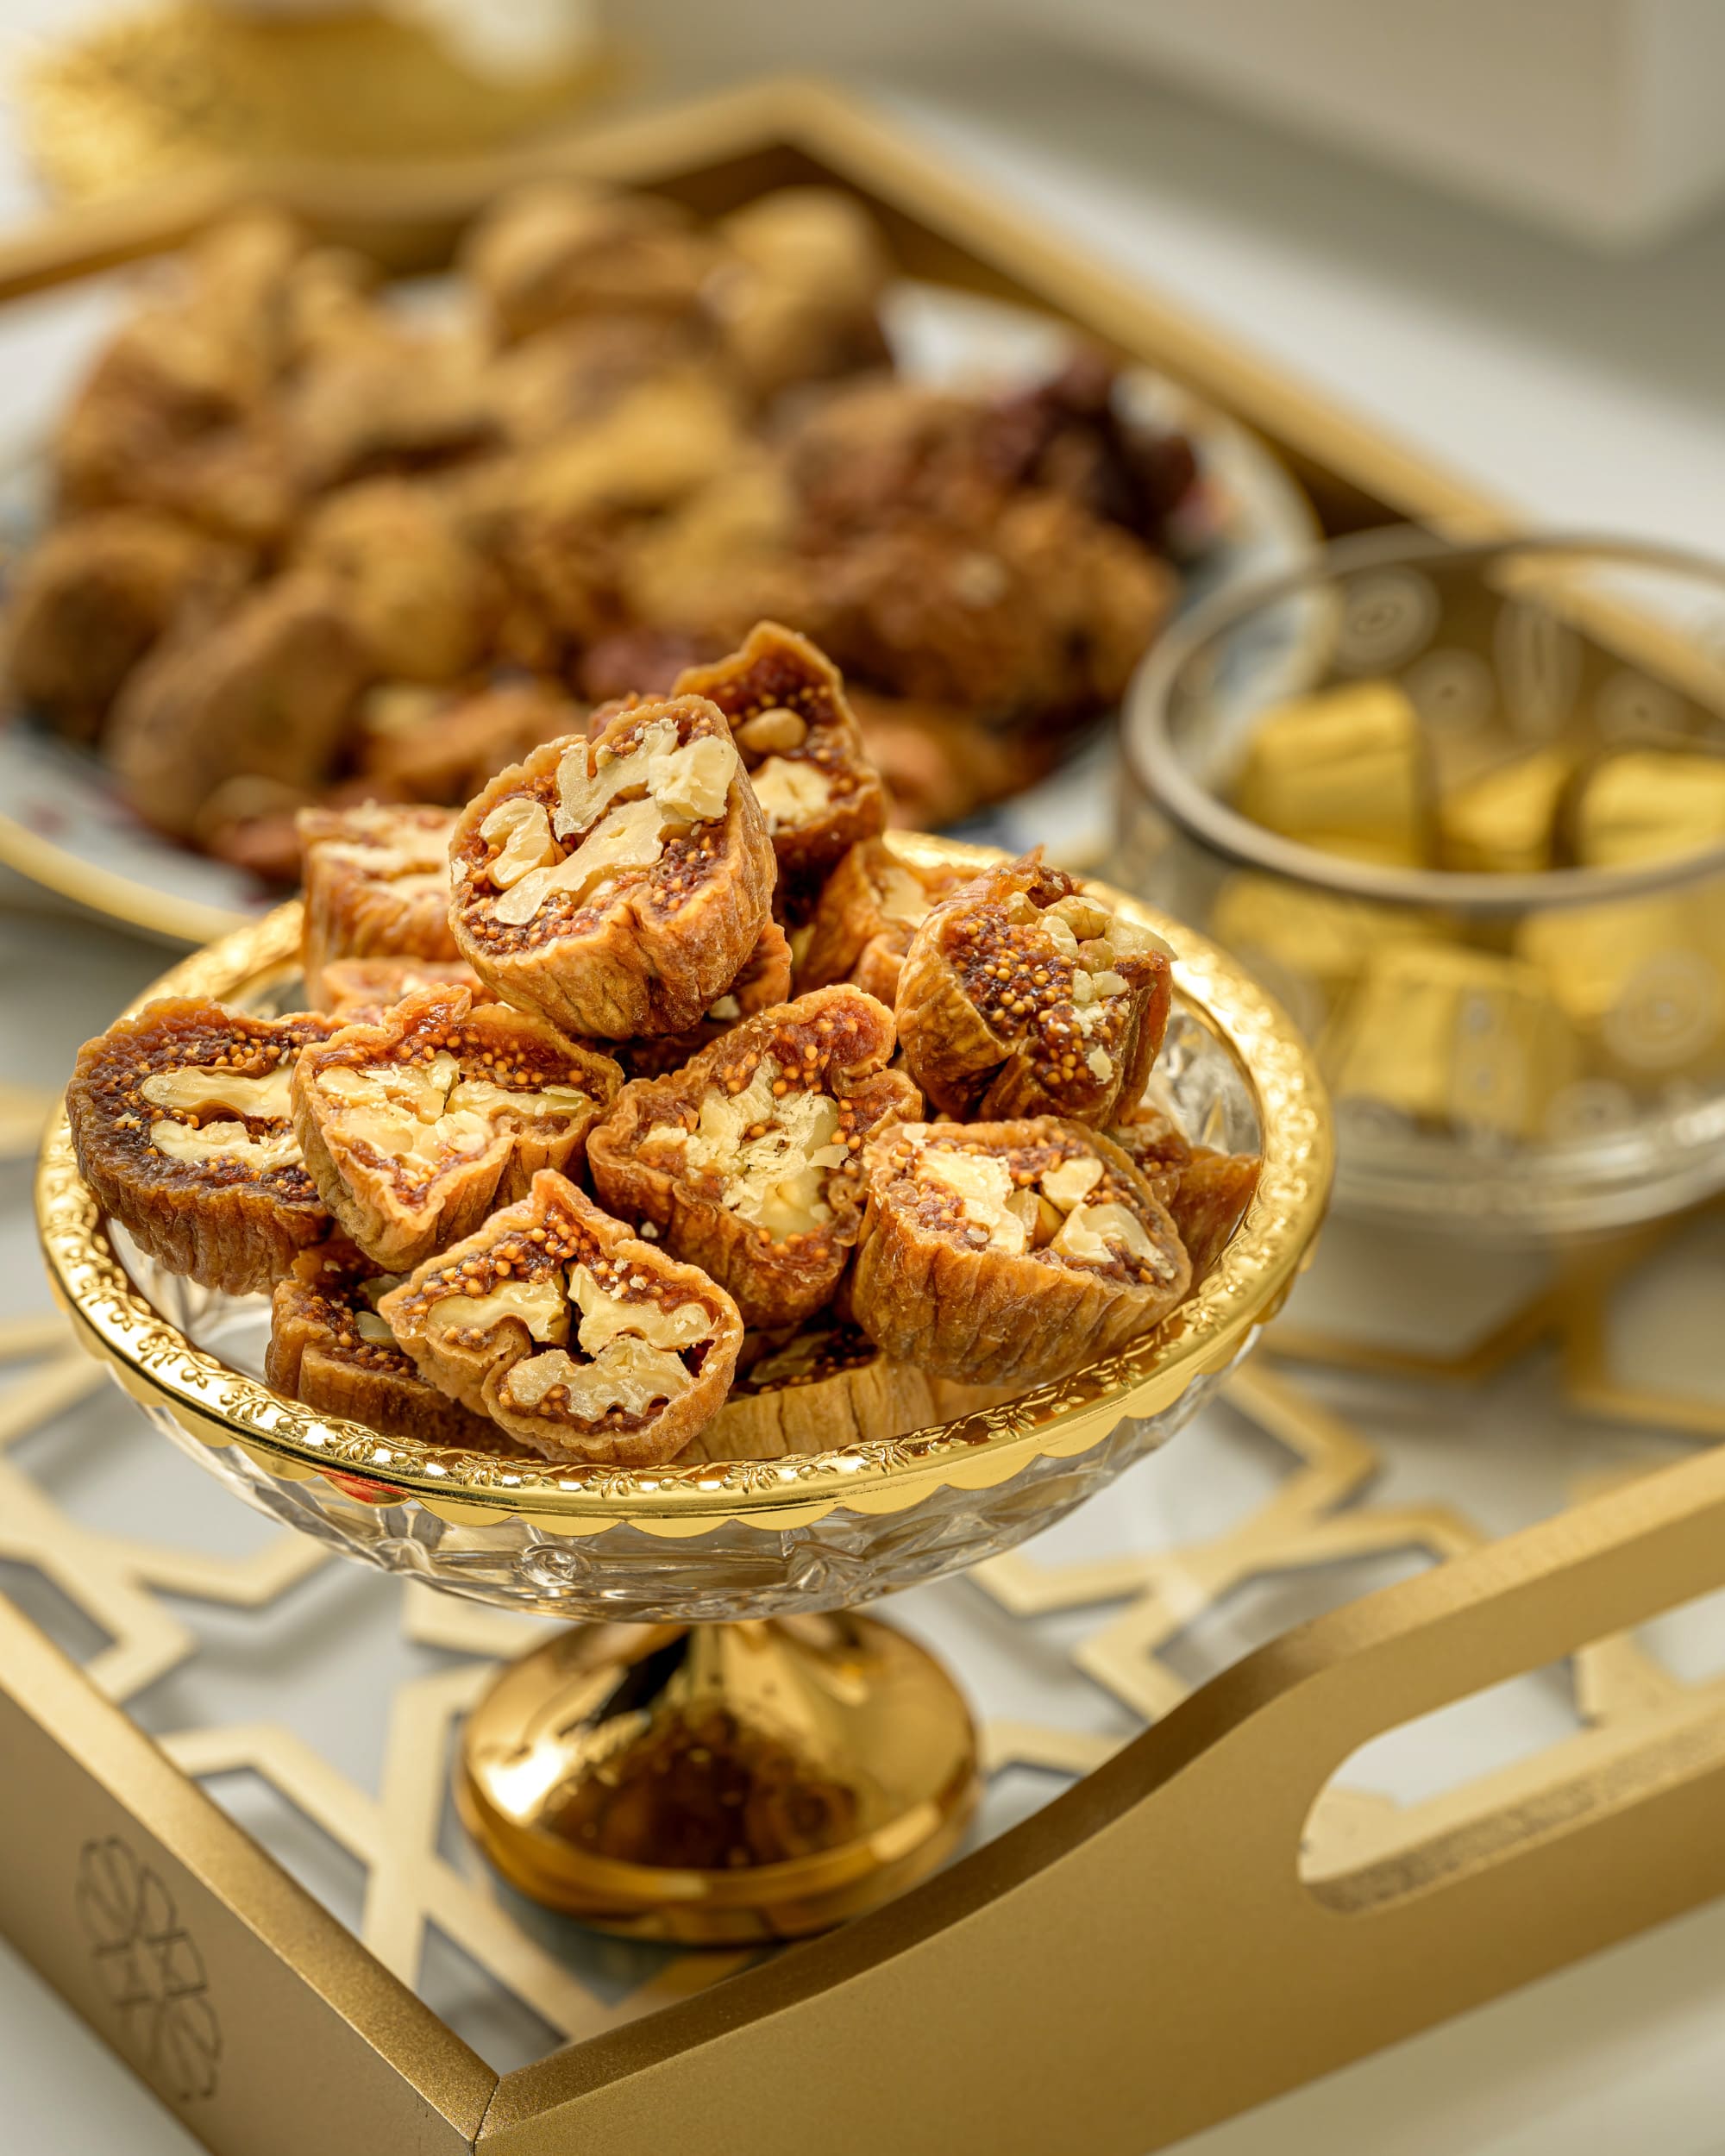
[0,280,1317,944]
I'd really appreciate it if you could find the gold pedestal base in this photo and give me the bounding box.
[456,1614,981,1944]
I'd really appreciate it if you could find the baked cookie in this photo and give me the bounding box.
[66,998,334,1294]
[850,1117,1190,1387]
[267,1238,502,1448]
[896,853,1173,1125]
[674,621,888,911]
[586,986,920,1329]
[448,693,774,1038]
[379,1170,742,1463]
[291,985,621,1270]
[298,801,460,1008]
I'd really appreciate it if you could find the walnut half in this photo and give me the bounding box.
[66,998,335,1294]
[291,985,622,1270]
[449,693,775,1038]
[379,1170,742,1463]
[586,986,920,1329]
[850,1118,1190,1387]
[896,852,1173,1125]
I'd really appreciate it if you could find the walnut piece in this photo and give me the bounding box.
[675,1318,933,1462]
[587,986,919,1328]
[674,621,888,912]
[298,802,460,1008]
[449,693,774,1038]
[896,852,1174,1125]
[850,1118,1190,1386]
[267,1238,503,1448]
[795,837,969,1005]
[292,984,622,1269]
[379,1170,741,1463]
[66,998,335,1294]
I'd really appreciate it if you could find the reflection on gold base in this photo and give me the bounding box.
[456,1614,980,1944]
[21,3,608,204]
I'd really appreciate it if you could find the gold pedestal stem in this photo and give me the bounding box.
[456,1612,980,1943]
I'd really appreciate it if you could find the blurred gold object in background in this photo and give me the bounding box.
[18,2,609,203]
[1232,676,1425,866]
[1124,534,1725,1233]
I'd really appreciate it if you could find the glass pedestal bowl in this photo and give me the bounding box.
[35,837,1331,1944]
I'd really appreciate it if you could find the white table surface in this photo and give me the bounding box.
[3,14,1725,2154]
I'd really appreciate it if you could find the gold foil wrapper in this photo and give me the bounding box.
[1210,872,1446,1019]
[1437,749,1571,874]
[1518,884,1725,1077]
[1233,679,1426,867]
[1574,749,1725,869]
[1326,942,1578,1139]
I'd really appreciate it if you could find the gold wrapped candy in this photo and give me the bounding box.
[1437,749,1571,874]
[1232,679,1426,867]
[1517,883,1725,1077]
[1573,749,1725,869]
[1325,943,1578,1139]
[1210,872,1445,1012]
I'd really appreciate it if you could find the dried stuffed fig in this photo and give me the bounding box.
[108,573,372,839]
[850,1118,1190,1387]
[292,985,622,1269]
[896,853,1173,1125]
[1145,1146,1259,1284]
[617,920,792,1079]
[586,986,919,1329]
[3,508,248,743]
[464,182,716,343]
[317,956,492,1023]
[674,622,888,910]
[355,679,580,805]
[66,999,334,1294]
[292,479,497,683]
[710,188,891,402]
[676,1319,934,1463]
[298,802,460,1008]
[267,1238,501,1448]
[795,837,969,1005]
[449,693,774,1039]
[379,1170,742,1464]
[1105,1092,1258,1284]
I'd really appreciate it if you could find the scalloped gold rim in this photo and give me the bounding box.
[34,835,1333,1528]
